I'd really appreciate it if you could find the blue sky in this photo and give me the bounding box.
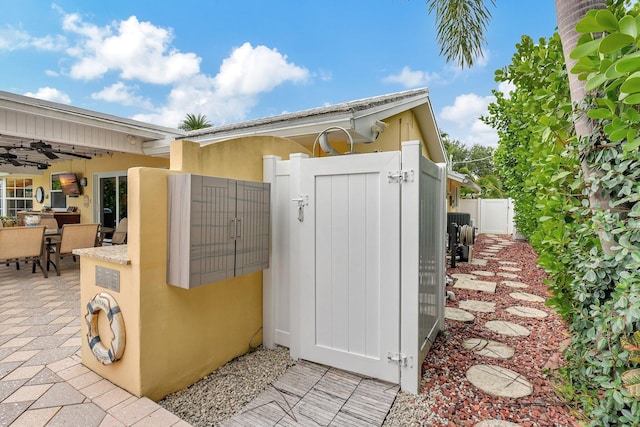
[0,1,558,147]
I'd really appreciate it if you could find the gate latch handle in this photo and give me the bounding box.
[292,195,309,222]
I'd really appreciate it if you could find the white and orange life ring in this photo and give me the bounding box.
[85,292,126,365]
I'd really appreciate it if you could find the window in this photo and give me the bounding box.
[93,172,127,228]
[50,173,67,210]
[4,178,33,218]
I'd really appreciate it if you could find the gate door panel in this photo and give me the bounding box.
[297,152,401,383]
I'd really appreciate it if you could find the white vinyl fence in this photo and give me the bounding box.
[458,198,514,235]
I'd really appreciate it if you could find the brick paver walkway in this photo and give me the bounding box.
[0,258,190,427]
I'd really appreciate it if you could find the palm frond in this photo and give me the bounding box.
[427,0,496,69]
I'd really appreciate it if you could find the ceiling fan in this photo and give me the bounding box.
[29,141,92,160]
[0,149,21,166]
[0,147,50,169]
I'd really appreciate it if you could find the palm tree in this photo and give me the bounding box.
[178,113,212,131]
[428,0,609,250]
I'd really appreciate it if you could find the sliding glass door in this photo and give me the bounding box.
[94,172,127,229]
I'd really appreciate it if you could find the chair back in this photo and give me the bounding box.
[0,226,45,261]
[110,218,128,245]
[59,223,99,254]
[40,218,59,230]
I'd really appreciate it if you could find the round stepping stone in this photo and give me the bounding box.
[502,281,528,289]
[485,320,530,336]
[509,292,545,303]
[466,365,532,398]
[476,420,522,427]
[498,261,518,265]
[496,272,520,279]
[462,338,514,359]
[445,307,475,323]
[451,273,477,280]
[500,266,522,272]
[471,270,495,277]
[506,306,548,318]
[459,300,495,313]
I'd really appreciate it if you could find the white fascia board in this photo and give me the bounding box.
[413,102,446,163]
[0,93,184,140]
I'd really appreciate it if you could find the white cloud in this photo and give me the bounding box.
[497,80,515,99]
[23,87,71,104]
[48,9,310,127]
[92,82,154,110]
[474,49,490,68]
[133,44,309,127]
[63,15,201,84]
[438,92,497,146]
[0,26,66,51]
[318,69,333,82]
[214,43,308,97]
[440,93,493,127]
[383,66,439,88]
[6,8,312,128]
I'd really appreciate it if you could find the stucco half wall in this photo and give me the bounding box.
[80,135,309,401]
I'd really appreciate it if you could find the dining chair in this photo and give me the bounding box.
[104,218,128,245]
[0,226,47,277]
[40,218,59,230]
[47,223,99,276]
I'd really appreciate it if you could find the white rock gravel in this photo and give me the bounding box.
[158,346,296,426]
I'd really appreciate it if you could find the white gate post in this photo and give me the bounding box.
[508,198,515,235]
[436,163,447,333]
[262,155,280,350]
[400,141,421,394]
[288,153,308,360]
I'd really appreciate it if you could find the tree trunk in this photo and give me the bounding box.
[555,0,614,254]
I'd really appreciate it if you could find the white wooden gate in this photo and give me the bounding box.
[263,141,446,393]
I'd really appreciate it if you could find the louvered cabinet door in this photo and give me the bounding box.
[234,180,270,277]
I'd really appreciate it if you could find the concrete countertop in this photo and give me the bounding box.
[73,245,131,266]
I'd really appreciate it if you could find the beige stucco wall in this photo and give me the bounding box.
[81,135,310,401]
[309,111,435,160]
[448,179,462,212]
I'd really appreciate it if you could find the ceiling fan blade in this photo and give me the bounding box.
[42,150,59,159]
[29,141,58,159]
[51,149,92,160]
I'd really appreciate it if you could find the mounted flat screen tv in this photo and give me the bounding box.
[59,173,81,196]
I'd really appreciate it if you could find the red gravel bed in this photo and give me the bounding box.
[422,234,582,426]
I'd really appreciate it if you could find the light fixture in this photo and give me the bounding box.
[80,177,88,187]
[312,126,354,157]
[127,135,137,145]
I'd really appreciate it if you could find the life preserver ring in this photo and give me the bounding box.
[85,292,126,365]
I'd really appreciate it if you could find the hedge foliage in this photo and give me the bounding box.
[484,6,640,426]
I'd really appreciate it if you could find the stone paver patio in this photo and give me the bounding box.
[0,258,188,427]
